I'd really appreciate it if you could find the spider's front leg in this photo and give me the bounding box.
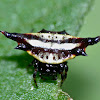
[60,62,68,86]
[64,62,68,79]
[33,69,38,87]
[32,59,39,87]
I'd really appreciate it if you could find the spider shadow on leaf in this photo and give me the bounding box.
[0,53,34,73]
[0,52,57,86]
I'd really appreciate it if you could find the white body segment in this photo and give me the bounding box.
[27,39,80,50]
[26,33,79,64]
[27,50,75,64]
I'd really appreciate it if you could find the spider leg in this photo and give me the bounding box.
[59,63,65,86]
[33,59,39,87]
[33,69,38,87]
[60,72,64,86]
[64,62,68,80]
[27,58,39,68]
[60,62,68,86]
[27,58,38,87]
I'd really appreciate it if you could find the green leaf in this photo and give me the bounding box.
[0,0,93,100]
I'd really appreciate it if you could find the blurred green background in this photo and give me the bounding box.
[0,0,100,100]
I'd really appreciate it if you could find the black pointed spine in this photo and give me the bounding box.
[0,31,24,42]
[87,36,100,45]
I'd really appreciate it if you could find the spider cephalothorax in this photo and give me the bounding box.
[1,29,100,87]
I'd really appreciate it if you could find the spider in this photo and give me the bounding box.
[1,29,100,87]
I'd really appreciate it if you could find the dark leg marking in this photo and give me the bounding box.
[33,69,38,87]
[60,72,65,86]
[59,63,64,86]
[60,62,68,86]
[27,58,39,68]
[28,59,39,87]
[64,63,68,79]
[33,59,39,87]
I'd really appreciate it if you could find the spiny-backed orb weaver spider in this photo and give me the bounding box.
[1,29,100,87]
